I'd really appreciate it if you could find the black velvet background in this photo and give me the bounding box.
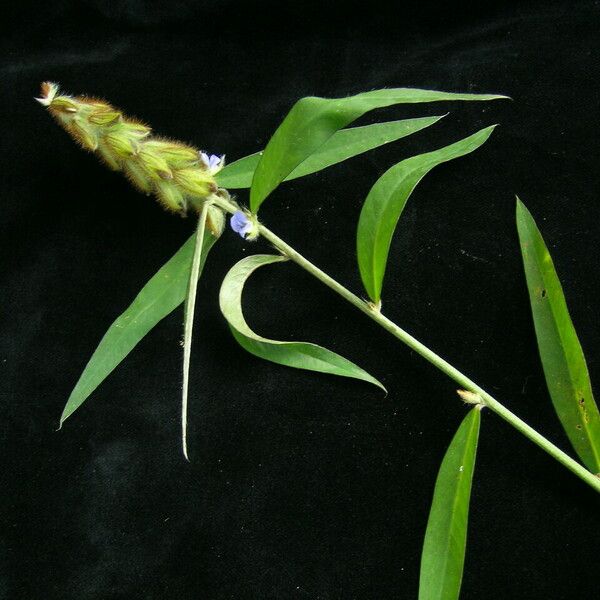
[2,1,599,598]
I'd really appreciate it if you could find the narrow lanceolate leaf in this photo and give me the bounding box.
[357,126,496,304]
[181,203,210,460]
[60,231,218,426]
[250,88,508,212]
[419,408,481,600]
[215,116,445,189]
[516,198,600,473]
[219,254,386,392]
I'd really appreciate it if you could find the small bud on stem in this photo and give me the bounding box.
[457,389,485,408]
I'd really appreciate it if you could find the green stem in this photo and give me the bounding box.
[210,195,600,492]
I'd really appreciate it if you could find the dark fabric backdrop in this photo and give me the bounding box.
[2,1,599,598]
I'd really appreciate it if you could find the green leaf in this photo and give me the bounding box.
[60,231,219,426]
[516,198,600,473]
[219,254,386,392]
[419,408,481,600]
[249,88,508,212]
[357,125,496,304]
[181,204,211,460]
[215,116,446,189]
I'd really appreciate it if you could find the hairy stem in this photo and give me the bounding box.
[210,195,600,492]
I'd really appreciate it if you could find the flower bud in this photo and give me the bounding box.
[97,140,121,171]
[155,181,187,214]
[138,146,173,180]
[122,121,152,138]
[67,118,99,151]
[124,161,153,194]
[104,131,139,158]
[457,390,484,407]
[207,204,226,236]
[88,109,122,126]
[49,97,79,114]
[174,168,217,197]
[143,139,199,169]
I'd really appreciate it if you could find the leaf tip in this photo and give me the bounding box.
[515,196,531,222]
[358,371,387,394]
[58,406,72,429]
[484,92,511,101]
[476,123,498,144]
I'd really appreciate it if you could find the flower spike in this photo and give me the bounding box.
[36,82,225,233]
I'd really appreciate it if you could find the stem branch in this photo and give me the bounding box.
[210,195,600,492]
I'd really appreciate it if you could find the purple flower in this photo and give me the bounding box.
[200,152,224,173]
[230,211,253,238]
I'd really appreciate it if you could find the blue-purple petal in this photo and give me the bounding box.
[241,221,253,236]
[230,211,251,237]
[199,151,210,167]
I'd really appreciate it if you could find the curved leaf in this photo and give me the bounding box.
[219,254,386,391]
[516,198,600,472]
[250,88,508,212]
[60,231,218,426]
[181,203,211,460]
[215,116,445,189]
[419,408,481,600]
[357,126,496,303]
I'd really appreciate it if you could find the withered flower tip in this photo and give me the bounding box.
[35,81,59,106]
